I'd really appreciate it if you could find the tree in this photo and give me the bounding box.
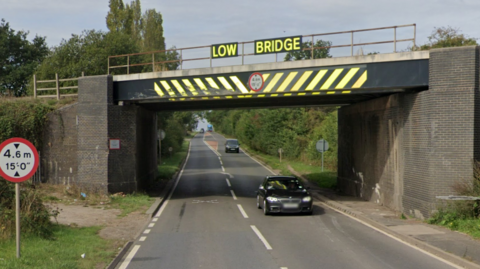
[417,26,477,50]
[0,19,48,96]
[31,30,138,95]
[284,40,332,61]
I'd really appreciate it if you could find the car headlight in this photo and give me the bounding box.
[226,145,230,148]
[302,196,312,202]
[266,197,278,202]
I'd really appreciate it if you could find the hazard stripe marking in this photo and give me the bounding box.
[306,70,328,91]
[230,76,250,93]
[277,72,298,92]
[218,77,234,91]
[335,68,359,89]
[171,80,188,96]
[183,79,199,96]
[206,77,219,89]
[160,81,177,97]
[154,82,164,97]
[291,71,312,91]
[352,71,367,88]
[263,73,283,93]
[262,73,271,82]
[194,78,207,91]
[321,69,344,90]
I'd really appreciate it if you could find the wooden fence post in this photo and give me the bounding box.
[55,73,60,100]
[33,74,37,99]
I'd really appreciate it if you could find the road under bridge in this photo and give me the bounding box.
[45,46,480,219]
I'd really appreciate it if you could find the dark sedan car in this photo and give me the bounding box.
[257,176,313,215]
[225,139,240,153]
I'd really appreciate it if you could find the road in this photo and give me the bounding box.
[118,132,458,269]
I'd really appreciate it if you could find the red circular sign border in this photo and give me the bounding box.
[248,72,265,92]
[0,138,39,183]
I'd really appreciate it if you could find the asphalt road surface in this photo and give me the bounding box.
[118,133,459,269]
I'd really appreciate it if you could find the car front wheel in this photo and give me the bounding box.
[263,200,269,215]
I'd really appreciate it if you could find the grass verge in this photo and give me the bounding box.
[239,144,337,189]
[0,225,115,269]
[157,139,190,180]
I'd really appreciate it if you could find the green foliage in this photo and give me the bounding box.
[416,26,477,50]
[0,99,55,147]
[33,30,138,88]
[206,107,338,170]
[158,111,198,158]
[157,140,189,180]
[0,19,49,96]
[0,181,55,240]
[284,40,332,61]
[0,99,57,239]
[109,193,153,217]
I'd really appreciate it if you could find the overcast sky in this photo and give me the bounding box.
[3,0,480,68]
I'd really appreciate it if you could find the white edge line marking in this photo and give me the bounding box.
[242,149,276,175]
[143,229,151,234]
[118,136,198,269]
[118,245,141,269]
[155,140,192,218]
[230,190,238,200]
[152,218,158,222]
[237,204,249,218]
[148,223,155,228]
[325,203,465,269]
[139,236,146,242]
[226,178,231,187]
[250,225,272,250]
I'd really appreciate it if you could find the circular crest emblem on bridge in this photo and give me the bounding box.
[248,72,264,92]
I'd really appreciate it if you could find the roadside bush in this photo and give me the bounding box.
[0,180,54,240]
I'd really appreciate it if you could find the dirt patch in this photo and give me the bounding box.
[46,203,149,241]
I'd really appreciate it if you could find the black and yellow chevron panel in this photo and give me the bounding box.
[150,66,367,101]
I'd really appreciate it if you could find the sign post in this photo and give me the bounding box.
[315,139,329,172]
[278,148,283,163]
[0,138,39,258]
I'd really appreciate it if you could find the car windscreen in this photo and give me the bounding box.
[266,179,304,190]
[226,140,238,145]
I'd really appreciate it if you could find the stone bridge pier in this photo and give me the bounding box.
[338,46,480,219]
[76,75,157,193]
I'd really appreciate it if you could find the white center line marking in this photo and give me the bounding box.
[230,190,238,200]
[280,267,288,269]
[139,236,146,242]
[148,223,155,228]
[152,218,158,222]
[221,166,225,172]
[251,225,272,250]
[118,245,141,269]
[226,178,231,187]
[237,204,249,218]
[143,229,151,234]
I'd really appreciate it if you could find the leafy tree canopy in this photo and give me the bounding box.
[418,26,477,50]
[0,19,48,96]
[284,40,332,61]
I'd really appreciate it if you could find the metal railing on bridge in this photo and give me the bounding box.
[108,24,416,75]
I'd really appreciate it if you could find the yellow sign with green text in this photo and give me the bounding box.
[255,36,302,55]
[211,42,238,58]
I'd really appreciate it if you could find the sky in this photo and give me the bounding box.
[3,0,480,69]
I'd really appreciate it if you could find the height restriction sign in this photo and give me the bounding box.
[248,72,264,92]
[0,138,39,183]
